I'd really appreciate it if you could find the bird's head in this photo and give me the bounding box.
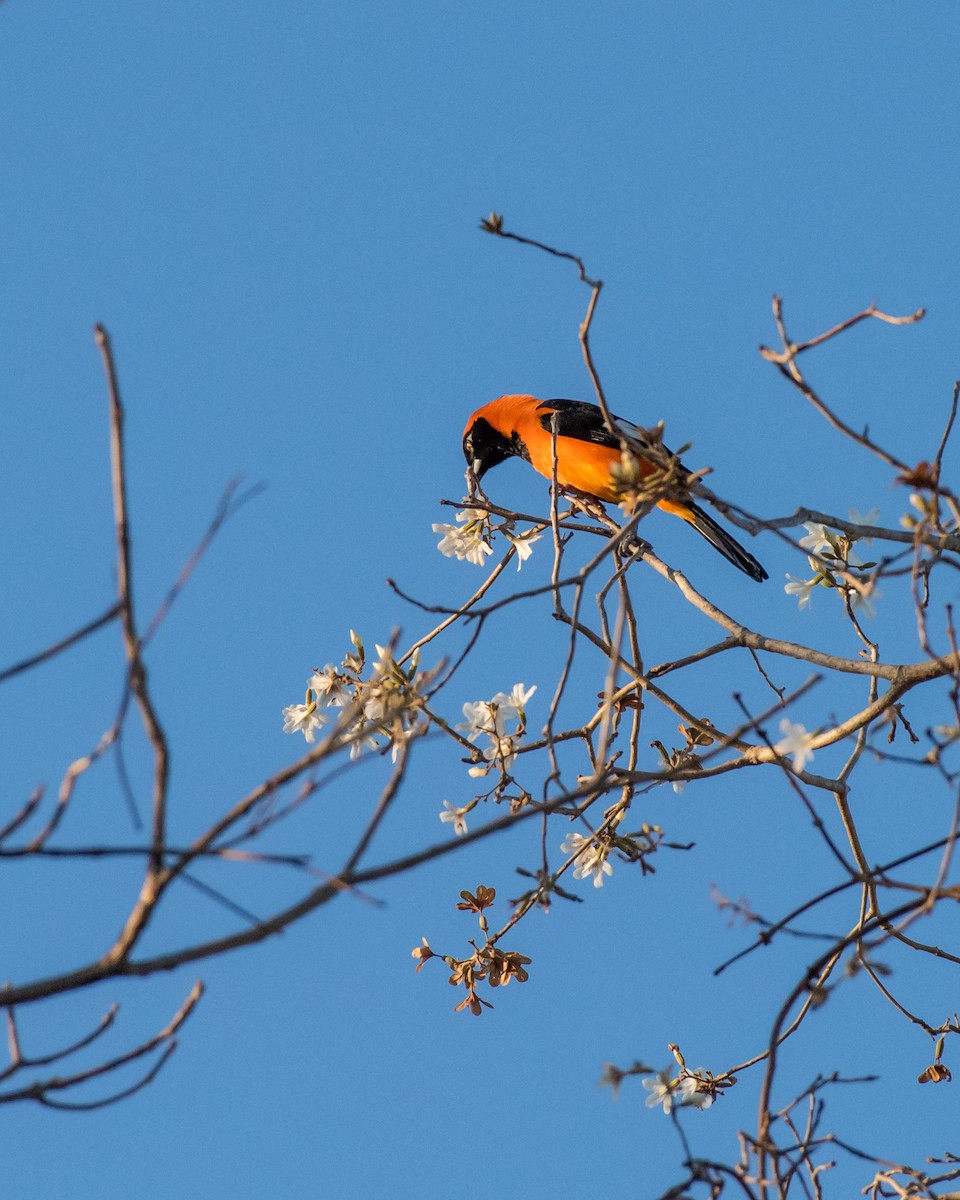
[462,397,535,497]
[462,413,513,483]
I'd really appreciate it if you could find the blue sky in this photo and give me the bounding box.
[2,4,959,1197]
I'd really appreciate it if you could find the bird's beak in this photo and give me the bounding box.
[465,462,482,499]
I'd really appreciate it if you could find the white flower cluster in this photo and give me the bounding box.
[784,510,882,617]
[642,1068,715,1114]
[282,632,429,762]
[456,682,536,778]
[433,508,541,571]
[435,683,537,837]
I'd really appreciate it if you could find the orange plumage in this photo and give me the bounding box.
[462,394,767,582]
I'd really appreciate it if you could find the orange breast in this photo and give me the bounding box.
[526,433,623,501]
[512,401,657,503]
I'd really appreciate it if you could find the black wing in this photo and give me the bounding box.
[535,398,673,457]
[534,399,766,582]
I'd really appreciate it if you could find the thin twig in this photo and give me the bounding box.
[0,604,121,685]
[95,324,170,877]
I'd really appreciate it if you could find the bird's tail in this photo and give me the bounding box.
[682,501,767,583]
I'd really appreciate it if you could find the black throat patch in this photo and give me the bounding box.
[464,416,531,476]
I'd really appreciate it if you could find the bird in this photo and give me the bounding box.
[462,394,767,582]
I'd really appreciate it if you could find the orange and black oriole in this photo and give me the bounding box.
[462,394,767,583]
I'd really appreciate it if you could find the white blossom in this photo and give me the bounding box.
[458,700,499,734]
[799,522,834,556]
[642,1070,675,1114]
[505,528,541,569]
[348,728,382,761]
[439,801,469,836]
[775,719,817,773]
[493,682,537,720]
[561,831,591,858]
[458,685,535,777]
[362,687,396,726]
[561,831,614,888]
[342,638,363,675]
[361,645,409,727]
[784,573,817,611]
[799,523,863,566]
[457,686,534,740]
[849,582,881,620]
[578,855,613,888]
[432,508,494,566]
[309,666,352,708]
[343,643,425,762]
[457,699,505,741]
[467,735,517,776]
[679,1071,715,1110]
[282,701,326,744]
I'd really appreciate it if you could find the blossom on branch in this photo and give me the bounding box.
[848,581,882,620]
[354,644,427,761]
[774,719,817,773]
[281,699,327,744]
[457,683,536,778]
[467,737,516,778]
[798,522,835,557]
[283,634,438,763]
[642,1069,676,1114]
[497,682,536,720]
[561,831,614,888]
[679,1070,716,1110]
[433,508,541,570]
[439,801,470,836]
[458,685,536,739]
[504,525,541,569]
[309,665,352,707]
[784,570,818,611]
[432,508,494,566]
